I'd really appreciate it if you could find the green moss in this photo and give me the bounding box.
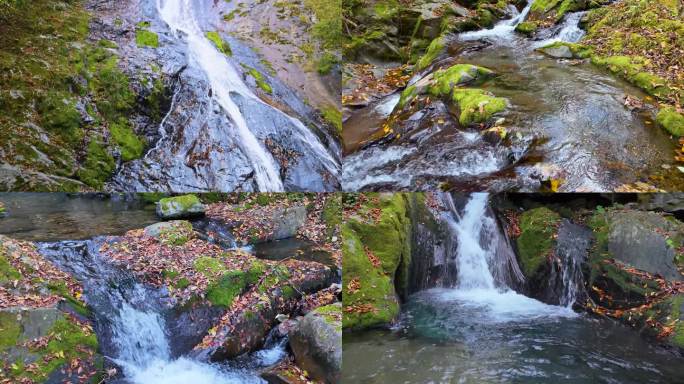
[516,207,561,278]
[656,107,684,137]
[281,285,297,299]
[0,312,20,352]
[37,92,83,144]
[342,194,410,330]
[136,30,159,48]
[304,0,343,50]
[316,52,339,74]
[397,85,417,109]
[76,140,116,189]
[6,317,99,382]
[451,88,507,126]
[47,281,90,317]
[321,195,342,239]
[175,277,190,289]
[415,35,445,71]
[0,253,21,285]
[246,67,273,94]
[205,31,232,56]
[206,271,249,307]
[429,64,495,96]
[194,256,228,278]
[157,220,194,246]
[515,21,538,35]
[531,0,562,13]
[110,120,144,161]
[158,194,202,216]
[321,104,342,136]
[671,295,684,348]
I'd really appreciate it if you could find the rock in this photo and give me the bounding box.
[143,220,195,246]
[538,44,574,59]
[638,193,684,215]
[268,205,308,241]
[205,262,334,360]
[289,303,342,384]
[156,194,205,219]
[606,210,683,281]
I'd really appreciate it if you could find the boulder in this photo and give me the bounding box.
[538,43,574,59]
[156,194,205,219]
[606,210,683,281]
[269,205,308,241]
[289,303,342,384]
[143,220,195,246]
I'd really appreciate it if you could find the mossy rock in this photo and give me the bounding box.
[144,220,195,246]
[415,35,446,71]
[515,21,538,35]
[156,194,205,219]
[516,207,561,278]
[428,64,495,96]
[342,194,411,330]
[656,107,684,137]
[451,88,507,126]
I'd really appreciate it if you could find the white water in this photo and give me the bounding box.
[441,193,576,322]
[534,11,587,48]
[111,301,269,383]
[155,0,339,191]
[460,1,533,41]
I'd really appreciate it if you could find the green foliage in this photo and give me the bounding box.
[516,207,561,278]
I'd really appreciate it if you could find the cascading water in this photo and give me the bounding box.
[37,239,283,384]
[534,11,588,48]
[459,0,533,41]
[436,193,575,322]
[113,0,339,192]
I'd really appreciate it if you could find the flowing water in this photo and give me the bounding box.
[37,239,285,383]
[111,0,340,192]
[342,5,682,192]
[343,193,684,383]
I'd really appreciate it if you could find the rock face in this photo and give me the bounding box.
[156,194,206,219]
[289,303,342,384]
[605,210,683,281]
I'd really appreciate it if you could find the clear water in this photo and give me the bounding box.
[343,291,684,384]
[342,9,682,191]
[0,193,158,241]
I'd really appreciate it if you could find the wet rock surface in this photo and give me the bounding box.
[289,303,342,384]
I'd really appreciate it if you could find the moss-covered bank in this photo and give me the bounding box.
[342,193,412,330]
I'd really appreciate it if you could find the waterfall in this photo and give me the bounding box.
[157,0,283,191]
[436,194,575,322]
[534,11,587,48]
[37,240,280,384]
[459,1,533,41]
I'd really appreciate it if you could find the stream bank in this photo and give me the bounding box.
[342,192,684,382]
[0,193,342,383]
[342,0,684,192]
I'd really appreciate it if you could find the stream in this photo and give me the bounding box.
[342,193,684,383]
[0,194,324,383]
[109,0,340,192]
[342,4,683,192]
